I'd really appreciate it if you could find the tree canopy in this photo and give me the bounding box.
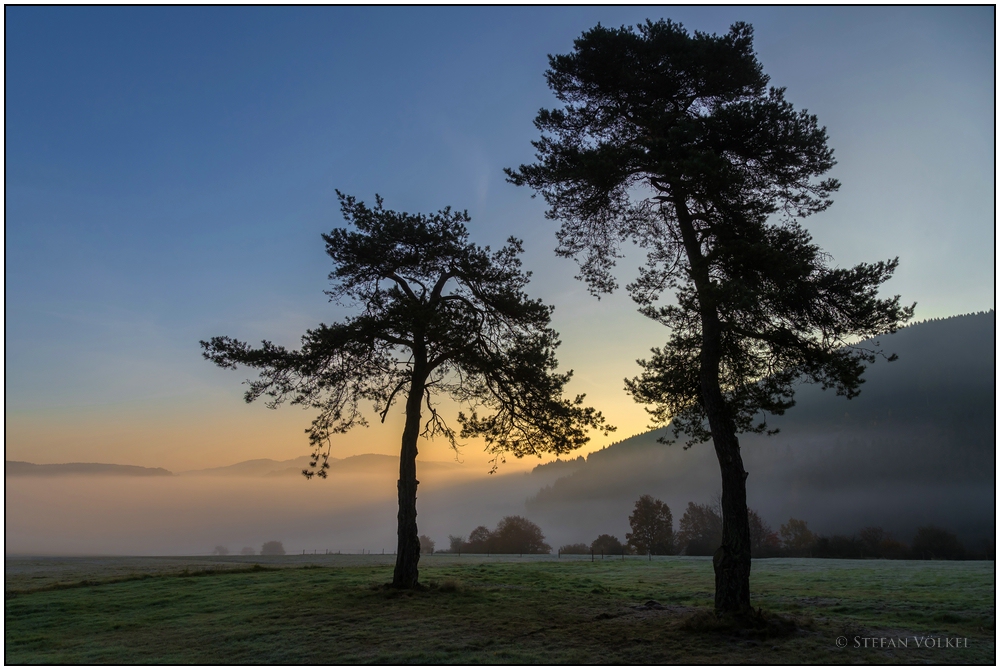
[204,193,609,475]
[676,502,723,556]
[507,19,913,443]
[507,19,912,614]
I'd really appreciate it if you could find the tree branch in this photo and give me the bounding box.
[430,270,458,303]
[387,272,419,302]
[380,376,410,423]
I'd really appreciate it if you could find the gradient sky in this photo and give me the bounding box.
[6,6,994,472]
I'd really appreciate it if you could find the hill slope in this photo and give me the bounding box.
[180,456,322,477]
[526,311,995,545]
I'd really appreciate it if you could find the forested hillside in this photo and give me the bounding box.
[527,311,994,546]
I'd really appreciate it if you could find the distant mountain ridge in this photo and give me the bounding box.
[179,455,321,477]
[7,453,465,478]
[6,461,174,477]
[526,311,995,544]
[262,453,463,477]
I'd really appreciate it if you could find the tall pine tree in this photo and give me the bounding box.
[507,20,912,614]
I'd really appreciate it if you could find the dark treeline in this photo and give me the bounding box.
[439,497,991,560]
[553,495,993,560]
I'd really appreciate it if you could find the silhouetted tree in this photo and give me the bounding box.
[447,535,465,554]
[591,534,626,555]
[911,525,966,560]
[261,540,286,556]
[779,519,816,555]
[203,193,611,589]
[418,535,435,555]
[492,516,551,554]
[559,543,591,555]
[211,545,230,556]
[747,510,780,558]
[507,19,913,613]
[626,495,674,554]
[677,502,723,556]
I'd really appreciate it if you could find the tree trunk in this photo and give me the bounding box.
[698,314,752,615]
[672,190,753,616]
[704,389,752,615]
[391,372,425,588]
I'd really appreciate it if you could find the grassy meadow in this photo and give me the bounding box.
[5,554,994,664]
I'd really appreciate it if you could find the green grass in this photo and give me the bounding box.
[5,555,994,664]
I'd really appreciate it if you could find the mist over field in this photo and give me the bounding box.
[6,312,994,556]
[3,457,569,556]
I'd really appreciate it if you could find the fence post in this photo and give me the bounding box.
[591,549,594,563]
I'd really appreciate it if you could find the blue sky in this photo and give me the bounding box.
[6,6,994,471]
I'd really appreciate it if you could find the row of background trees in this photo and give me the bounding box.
[437,496,990,560]
[443,516,552,555]
[613,496,990,560]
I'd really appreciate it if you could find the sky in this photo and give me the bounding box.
[6,6,995,473]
